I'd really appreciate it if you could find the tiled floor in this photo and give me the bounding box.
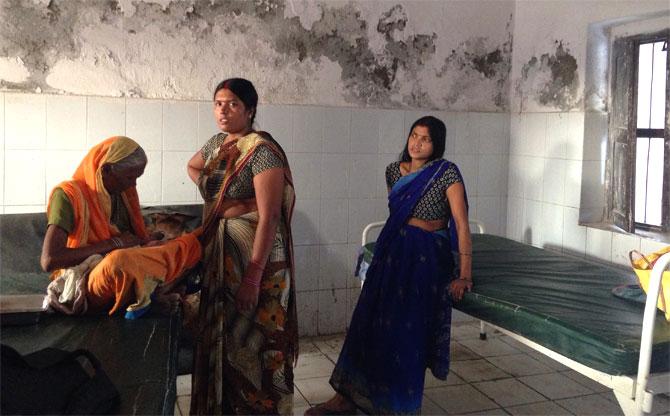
[174,321,670,415]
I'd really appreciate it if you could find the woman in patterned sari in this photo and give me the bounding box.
[306,116,473,415]
[187,78,297,415]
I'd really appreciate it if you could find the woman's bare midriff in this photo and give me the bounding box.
[407,217,445,232]
[218,198,258,218]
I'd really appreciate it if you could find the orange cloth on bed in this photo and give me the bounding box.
[46,136,202,315]
[87,232,201,315]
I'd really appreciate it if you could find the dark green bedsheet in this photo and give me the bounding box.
[363,234,670,376]
[1,307,182,415]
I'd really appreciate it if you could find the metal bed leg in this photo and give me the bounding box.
[631,252,670,416]
[479,320,487,340]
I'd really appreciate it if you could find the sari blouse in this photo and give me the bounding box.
[200,133,284,200]
[385,160,463,221]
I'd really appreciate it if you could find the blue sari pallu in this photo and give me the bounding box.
[331,160,459,414]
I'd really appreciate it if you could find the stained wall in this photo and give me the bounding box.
[1,0,513,111]
[3,0,668,336]
[0,0,512,335]
[507,0,669,269]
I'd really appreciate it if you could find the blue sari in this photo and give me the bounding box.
[331,160,460,414]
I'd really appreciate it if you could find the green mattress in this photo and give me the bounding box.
[362,234,670,376]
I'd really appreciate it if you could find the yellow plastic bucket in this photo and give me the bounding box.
[629,247,670,321]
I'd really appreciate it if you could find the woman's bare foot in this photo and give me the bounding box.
[304,394,356,415]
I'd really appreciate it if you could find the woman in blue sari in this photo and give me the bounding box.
[306,116,472,415]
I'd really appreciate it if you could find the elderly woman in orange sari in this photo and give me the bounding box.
[187,78,297,415]
[40,136,201,318]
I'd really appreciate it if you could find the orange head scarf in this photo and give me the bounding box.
[47,136,149,247]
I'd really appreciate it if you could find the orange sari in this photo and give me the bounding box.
[47,136,201,315]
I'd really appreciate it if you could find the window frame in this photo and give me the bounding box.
[606,29,669,235]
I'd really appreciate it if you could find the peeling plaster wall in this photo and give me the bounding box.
[0,0,514,111]
[510,0,669,113]
[0,0,518,335]
[507,0,670,267]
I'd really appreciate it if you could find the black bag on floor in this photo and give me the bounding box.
[1,344,120,415]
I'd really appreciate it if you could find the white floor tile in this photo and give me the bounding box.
[451,322,486,340]
[518,372,594,400]
[293,404,310,416]
[294,389,309,408]
[450,359,511,383]
[505,400,572,415]
[458,337,523,357]
[176,374,191,396]
[424,369,466,389]
[499,335,539,354]
[175,332,634,416]
[528,351,570,372]
[299,339,325,357]
[649,393,670,415]
[473,378,546,407]
[555,393,624,415]
[560,370,611,393]
[419,395,446,415]
[460,408,510,415]
[294,376,336,405]
[486,353,554,377]
[294,354,335,380]
[451,342,483,361]
[424,384,500,414]
[176,395,191,416]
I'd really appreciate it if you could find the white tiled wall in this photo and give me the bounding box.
[506,111,667,268]
[0,91,509,336]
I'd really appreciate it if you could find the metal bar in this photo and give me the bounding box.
[636,128,664,137]
[634,252,670,415]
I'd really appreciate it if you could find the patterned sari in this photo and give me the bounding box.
[191,132,297,415]
[331,160,459,414]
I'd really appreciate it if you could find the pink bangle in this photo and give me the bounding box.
[242,277,261,287]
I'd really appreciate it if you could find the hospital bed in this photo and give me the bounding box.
[358,220,670,416]
[0,205,203,415]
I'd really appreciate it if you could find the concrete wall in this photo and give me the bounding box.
[1,0,513,111]
[0,0,516,335]
[507,0,669,268]
[3,0,668,336]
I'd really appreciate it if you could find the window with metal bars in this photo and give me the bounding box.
[634,38,667,228]
[608,31,669,234]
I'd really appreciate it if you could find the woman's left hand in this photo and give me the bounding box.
[449,279,473,302]
[236,280,260,313]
